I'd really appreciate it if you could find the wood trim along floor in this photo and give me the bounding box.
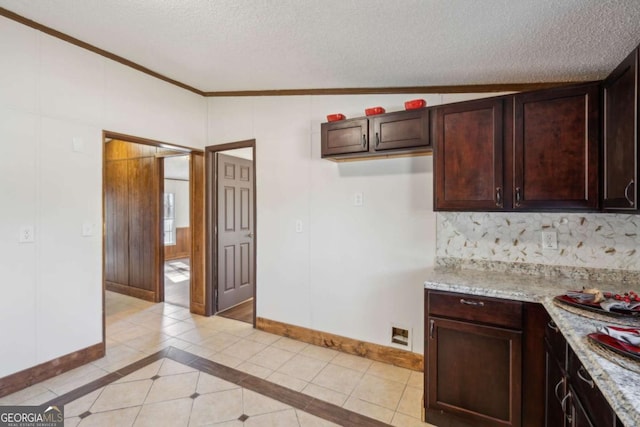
[0,7,580,98]
[42,346,393,427]
[256,317,424,372]
[0,342,105,398]
[105,281,157,302]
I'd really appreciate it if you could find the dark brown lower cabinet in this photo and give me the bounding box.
[425,291,526,427]
[428,317,522,426]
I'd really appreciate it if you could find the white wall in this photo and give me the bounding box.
[0,16,206,377]
[207,94,496,354]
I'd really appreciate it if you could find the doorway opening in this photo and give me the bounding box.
[163,155,191,308]
[102,131,208,322]
[206,140,257,325]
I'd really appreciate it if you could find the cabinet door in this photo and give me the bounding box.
[514,84,600,210]
[370,109,429,151]
[434,98,504,210]
[427,316,522,427]
[321,118,368,157]
[603,48,638,211]
[570,387,596,427]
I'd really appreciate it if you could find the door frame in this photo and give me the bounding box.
[102,131,206,341]
[205,139,257,326]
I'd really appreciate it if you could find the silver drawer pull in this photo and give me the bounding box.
[577,366,595,389]
[554,377,565,403]
[460,298,484,307]
[547,320,559,333]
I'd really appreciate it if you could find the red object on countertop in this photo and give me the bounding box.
[365,106,385,116]
[326,113,346,122]
[404,99,427,110]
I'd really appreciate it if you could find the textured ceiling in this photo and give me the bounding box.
[1,0,640,92]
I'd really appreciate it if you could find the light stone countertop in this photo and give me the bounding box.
[424,265,640,427]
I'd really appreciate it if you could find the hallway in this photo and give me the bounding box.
[0,292,427,426]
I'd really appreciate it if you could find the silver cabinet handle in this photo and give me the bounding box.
[496,187,502,207]
[460,298,485,307]
[429,319,435,339]
[560,390,572,423]
[547,320,559,333]
[375,132,380,147]
[624,179,634,206]
[554,377,565,403]
[362,134,367,148]
[577,366,594,389]
[515,187,522,207]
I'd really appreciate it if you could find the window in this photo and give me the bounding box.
[163,192,176,245]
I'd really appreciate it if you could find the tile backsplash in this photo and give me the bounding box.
[437,212,640,271]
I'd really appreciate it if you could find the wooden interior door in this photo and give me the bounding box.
[217,153,254,311]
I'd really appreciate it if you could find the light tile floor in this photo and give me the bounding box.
[0,291,432,427]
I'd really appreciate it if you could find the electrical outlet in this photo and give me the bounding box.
[541,231,558,249]
[295,220,303,233]
[353,192,363,206]
[19,226,35,243]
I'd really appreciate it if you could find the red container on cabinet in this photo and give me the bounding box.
[365,106,385,116]
[404,99,427,110]
[326,113,346,122]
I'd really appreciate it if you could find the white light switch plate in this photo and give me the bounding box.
[19,226,35,243]
[541,231,558,249]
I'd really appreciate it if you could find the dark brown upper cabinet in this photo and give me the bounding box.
[321,108,430,161]
[434,98,505,211]
[603,47,638,212]
[513,83,600,211]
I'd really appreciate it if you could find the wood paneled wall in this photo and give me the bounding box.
[105,140,162,302]
[190,153,207,315]
[164,227,191,260]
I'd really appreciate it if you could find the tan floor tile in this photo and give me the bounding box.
[265,372,308,392]
[221,339,267,360]
[311,364,363,395]
[134,397,193,427]
[407,370,424,389]
[330,353,372,373]
[243,389,291,416]
[296,410,341,427]
[162,321,197,337]
[64,417,81,427]
[64,388,103,417]
[189,389,243,425]
[351,374,405,410]
[248,346,295,370]
[148,302,185,315]
[145,371,199,404]
[92,343,147,372]
[276,354,326,382]
[299,345,338,362]
[158,359,198,376]
[183,343,217,359]
[110,324,155,343]
[245,330,281,345]
[206,352,244,368]
[0,383,51,405]
[301,383,348,407]
[90,380,153,412]
[366,361,411,384]
[176,328,220,345]
[41,364,108,395]
[391,411,434,427]
[127,311,181,328]
[19,390,58,405]
[343,396,394,423]
[243,408,299,426]
[196,372,240,394]
[396,386,423,418]
[166,308,196,321]
[221,322,255,338]
[236,362,273,379]
[122,332,173,354]
[271,337,308,353]
[159,337,193,350]
[78,405,140,426]
[115,360,163,384]
[200,332,242,352]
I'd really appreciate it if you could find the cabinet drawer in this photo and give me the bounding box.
[428,291,523,329]
[568,348,617,427]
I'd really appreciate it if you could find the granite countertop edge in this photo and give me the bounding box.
[424,266,640,427]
